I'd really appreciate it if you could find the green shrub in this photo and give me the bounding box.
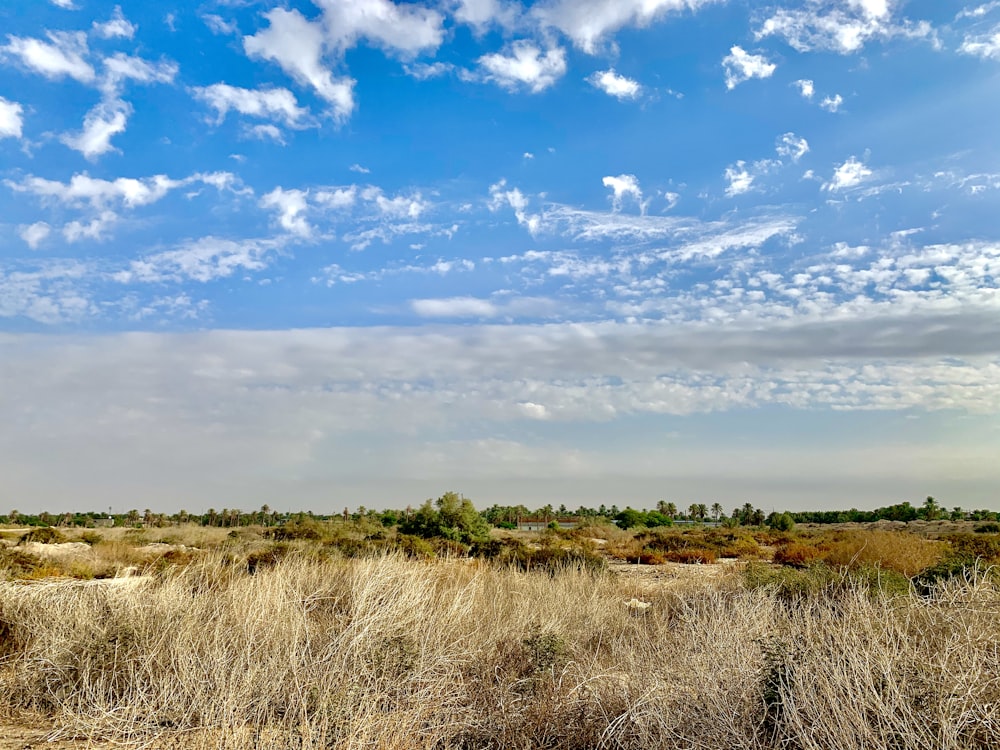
[974,523,1000,534]
[396,534,436,560]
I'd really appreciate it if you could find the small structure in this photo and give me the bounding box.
[516,517,579,532]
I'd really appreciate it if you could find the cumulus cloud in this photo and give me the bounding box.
[92,6,136,39]
[63,210,119,242]
[602,174,643,210]
[724,161,755,196]
[244,8,356,121]
[959,24,1000,59]
[1,31,95,83]
[192,83,309,128]
[534,0,716,54]
[477,41,567,92]
[757,1,935,54]
[261,187,312,237]
[202,14,239,36]
[588,68,642,99]
[824,156,873,191]
[722,46,776,89]
[0,96,24,139]
[776,132,809,162]
[793,78,815,98]
[60,98,132,160]
[453,0,520,31]
[243,1,445,122]
[820,93,844,112]
[19,222,51,249]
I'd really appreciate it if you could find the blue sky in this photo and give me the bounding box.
[2,0,1000,514]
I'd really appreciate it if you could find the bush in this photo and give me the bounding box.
[18,527,65,545]
[774,543,821,568]
[268,520,327,542]
[398,492,490,544]
[974,523,1000,534]
[396,534,436,560]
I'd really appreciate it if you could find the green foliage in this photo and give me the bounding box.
[767,512,795,532]
[268,519,327,542]
[975,523,1000,534]
[398,492,490,544]
[614,507,673,529]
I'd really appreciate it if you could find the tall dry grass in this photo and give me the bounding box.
[0,553,997,749]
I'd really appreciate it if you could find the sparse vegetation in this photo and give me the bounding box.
[1,506,999,748]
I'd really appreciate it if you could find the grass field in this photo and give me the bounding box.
[0,522,999,749]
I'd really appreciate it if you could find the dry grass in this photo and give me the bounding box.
[0,552,998,749]
[818,530,946,577]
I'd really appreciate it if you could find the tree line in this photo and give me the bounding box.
[2,494,996,531]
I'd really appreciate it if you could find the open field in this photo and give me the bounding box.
[1,520,999,749]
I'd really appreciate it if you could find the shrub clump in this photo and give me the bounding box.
[774,543,822,568]
[18,527,65,545]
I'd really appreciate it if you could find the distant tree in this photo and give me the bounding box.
[921,496,942,521]
[615,508,645,530]
[711,503,724,521]
[9,509,20,525]
[767,512,795,532]
[399,492,489,544]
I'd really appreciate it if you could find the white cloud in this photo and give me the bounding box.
[403,61,454,80]
[411,296,498,317]
[349,163,370,173]
[724,161,755,196]
[757,2,934,54]
[602,174,643,210]
[7,172,185,208]
[588,68,642,99]
[820,93,844,112]
[793,78,814,98]
[92,6,137,39]
[49,0,77,7]
[364,187,430,219]
[313,0,445,57]
[261,187,312,237]
[959,25,1000,59]
[534,0,716,54]
[523,152,534,159]
[101,54,178,92]
[315,186,357,209]
[824,156,874,191]
[0,96,24,139]
[489,179,541,234]
[1,31,95,83]
[722,46,776,89]
[63,210,119,242]
[244,8,356,121]
[116,237,280,283]
[60,98,131,160]
[453,0,520,31]
[203,14,239,36]
[776,132,809,162]
[478,41,567,93]
[192,83,309,128]
[19,222,51,249]
[246,123,285,143]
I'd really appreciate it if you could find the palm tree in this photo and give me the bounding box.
[711,503,724,521]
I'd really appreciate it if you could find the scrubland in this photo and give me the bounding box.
[0,521,999,749]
